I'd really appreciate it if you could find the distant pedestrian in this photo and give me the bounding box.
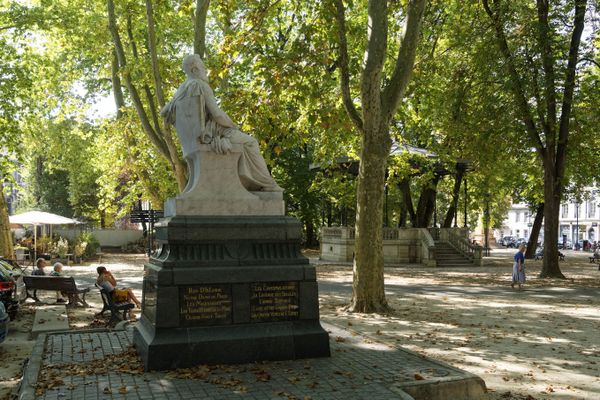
[511,244,526,290]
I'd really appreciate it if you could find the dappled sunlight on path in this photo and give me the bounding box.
[317,251,600,399]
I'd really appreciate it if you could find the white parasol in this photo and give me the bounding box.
[9,211,81,262]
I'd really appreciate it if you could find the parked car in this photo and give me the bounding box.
[0,263,20,320]
[0,258,26,302]
[558,240,572,250]
[501,236,517,247]
[515,238,528,247]
[0,302,8,344]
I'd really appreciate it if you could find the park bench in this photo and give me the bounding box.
[534,250,564,261]
[23,276,89,307]
[589,256,600,270]
[95,283,135,326]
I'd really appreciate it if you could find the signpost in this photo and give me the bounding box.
[130,209,164,255]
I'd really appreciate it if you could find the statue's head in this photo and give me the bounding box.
[183,54,208,81]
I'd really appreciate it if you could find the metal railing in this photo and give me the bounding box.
[383,228,399,240]
[447,228,481,261]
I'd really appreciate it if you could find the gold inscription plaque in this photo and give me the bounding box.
[250,282,299,322]
[179,284,232,326]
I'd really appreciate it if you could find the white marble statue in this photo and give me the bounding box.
[161,54,282,194]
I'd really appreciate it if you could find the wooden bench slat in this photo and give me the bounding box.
[23,276,89,306]
[95,283,134,326]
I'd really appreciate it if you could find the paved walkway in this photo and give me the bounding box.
[20,322,484,400]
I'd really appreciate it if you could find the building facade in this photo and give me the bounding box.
[496,189,599,245]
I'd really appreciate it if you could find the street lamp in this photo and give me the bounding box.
[464,177,468,228]
[575,201,579,250]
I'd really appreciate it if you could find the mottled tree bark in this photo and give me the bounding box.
[0,185,14,259]
[442,168,464,228]
[194,0,210,58]
[335,0,427,312]
[398,179,416,227]
[107,0,187,191]
[483,0,586,278]
[399,176,439,228]
[415,176,440,228]
[525,203,544,259]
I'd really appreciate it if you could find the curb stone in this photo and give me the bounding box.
[18,333,46,400]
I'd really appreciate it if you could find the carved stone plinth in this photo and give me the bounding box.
[165,144,284,217]
[133,216,330,370]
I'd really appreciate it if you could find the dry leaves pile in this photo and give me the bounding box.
[165,361,321,399]
[34,346,144,396]
[35,348,318,398]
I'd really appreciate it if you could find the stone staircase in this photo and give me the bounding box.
[435,241,475,267]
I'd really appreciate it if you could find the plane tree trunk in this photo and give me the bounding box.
[0,185,14,259]
[442,168,464,228]
[483,0,587,278]
[335,0,427,312]
[525,203,544,259]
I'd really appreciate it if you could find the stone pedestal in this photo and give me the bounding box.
[164,144,285,217]
[134,217,330,370]
[134,148,330,370]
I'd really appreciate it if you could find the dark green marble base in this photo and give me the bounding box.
[134,317,330,370]
[134,216,330,370]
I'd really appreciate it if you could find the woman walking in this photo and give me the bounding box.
[512,244,526,290]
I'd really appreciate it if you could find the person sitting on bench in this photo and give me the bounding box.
[32,258,47,276]
[96,266,141,318]
[49,262,68,303]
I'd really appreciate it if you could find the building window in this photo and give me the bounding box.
[562,204,568,218]
[588,201,596,218]
[515,212,520,222]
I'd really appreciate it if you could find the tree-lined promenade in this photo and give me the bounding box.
[0,1,599,310]
[1,251,599,399]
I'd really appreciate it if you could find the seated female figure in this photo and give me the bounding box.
[96,266,141,318]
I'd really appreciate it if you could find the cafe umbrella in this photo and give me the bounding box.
[9,211,80,262]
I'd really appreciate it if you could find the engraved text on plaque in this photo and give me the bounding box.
[179,284,232,326]
[250,282,299,322]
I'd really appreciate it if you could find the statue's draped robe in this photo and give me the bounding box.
[162,78,280,192]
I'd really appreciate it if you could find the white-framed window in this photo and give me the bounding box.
[515,212,520,222]
[562,204,568,218]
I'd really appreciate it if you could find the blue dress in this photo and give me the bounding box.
[512,251,526,283]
